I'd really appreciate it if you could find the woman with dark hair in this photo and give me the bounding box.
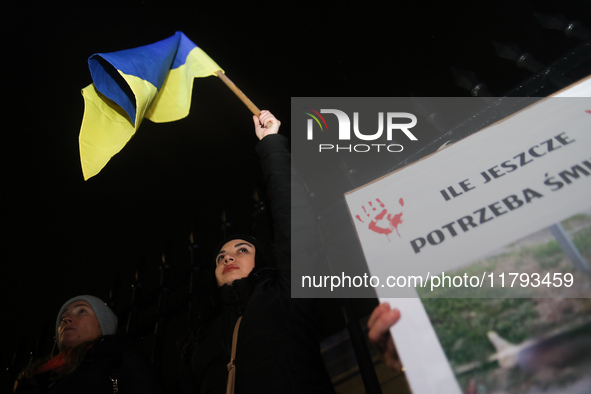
[186,111,335,393]
[14,295,164,394]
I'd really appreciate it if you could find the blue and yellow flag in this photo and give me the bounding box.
[79,31,222,180]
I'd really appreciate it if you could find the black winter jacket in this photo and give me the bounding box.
[190,134,335,393]
[14,335,165,394]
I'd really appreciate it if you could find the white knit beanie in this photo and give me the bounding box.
[55,295,118,345]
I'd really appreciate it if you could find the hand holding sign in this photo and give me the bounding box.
[368,302,403,373]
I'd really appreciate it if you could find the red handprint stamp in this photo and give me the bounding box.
[355,198,404,241]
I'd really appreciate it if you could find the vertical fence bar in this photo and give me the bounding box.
[220,210,234,239]
[549,223,591,272]
[252,185,273,245]
[126,256,147,334]
[153,240,172,366]
[187,227,202,325]
[107,273,121,312]
[6,340,27,390]
[341,298,383,394]
[28,322,52,368]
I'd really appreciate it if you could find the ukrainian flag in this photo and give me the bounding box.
[79,31,222,180]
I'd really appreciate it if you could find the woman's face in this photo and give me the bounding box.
[58,301,102,350]
[215,239,256,286]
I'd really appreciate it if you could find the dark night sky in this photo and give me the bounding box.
[3,0,591,387]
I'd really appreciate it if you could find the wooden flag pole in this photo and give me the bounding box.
[216,70,260,115]
[216,70,273,128]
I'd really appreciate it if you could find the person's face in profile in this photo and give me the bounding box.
[215,239,256,286]
[58,301,102,350]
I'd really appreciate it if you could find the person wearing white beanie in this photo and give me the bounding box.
[55,295,118,351]
[14,295,164,394]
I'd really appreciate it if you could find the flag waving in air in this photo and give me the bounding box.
[79,31,222,180]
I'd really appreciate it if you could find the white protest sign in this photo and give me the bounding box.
[345,77,591,394]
